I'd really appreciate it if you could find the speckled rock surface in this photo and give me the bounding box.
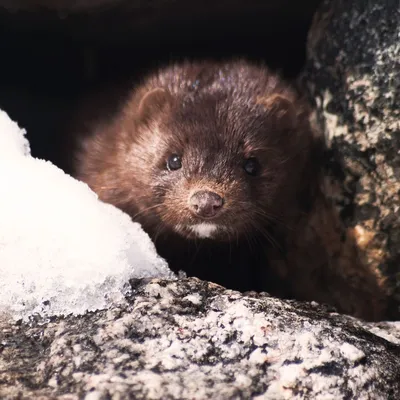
[1,278,400,399]
[304,0,400,315]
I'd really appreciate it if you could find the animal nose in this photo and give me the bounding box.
[189,190,224,219]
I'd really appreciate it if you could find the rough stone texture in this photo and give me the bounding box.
[1,278,400,399]
[304,0,400,316]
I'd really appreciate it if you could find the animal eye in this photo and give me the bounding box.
[243,157,259,176]
[167,154,182,171]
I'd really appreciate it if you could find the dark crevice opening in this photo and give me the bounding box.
[0,0,322,164]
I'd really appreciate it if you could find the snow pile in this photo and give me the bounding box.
[0,109,175,321]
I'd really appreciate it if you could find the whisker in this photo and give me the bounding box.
[250,222,282,251]
[252,209,294,231]
[252,208,284,223]
[153,222,167,245]
[243,228,255,255]
[225,227,233,263]
[235,229,239,246]
[233,202,294,232]
[131,203,164,220]
[189,239,203,268]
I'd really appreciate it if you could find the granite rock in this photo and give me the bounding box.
[304,0,400,315]
[1,278,400,399]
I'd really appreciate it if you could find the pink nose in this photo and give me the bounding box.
[189,190,224,219]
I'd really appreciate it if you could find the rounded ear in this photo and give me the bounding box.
[137,88,172,125]
[257,93,297,130]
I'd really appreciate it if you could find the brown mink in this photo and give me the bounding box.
[64,59,389,321]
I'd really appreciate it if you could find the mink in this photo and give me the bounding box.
[63,59,390,321]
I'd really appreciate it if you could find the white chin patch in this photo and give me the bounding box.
[174,223,221,238]
[189,223,218,238]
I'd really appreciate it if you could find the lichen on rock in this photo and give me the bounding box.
[304,0,400,316]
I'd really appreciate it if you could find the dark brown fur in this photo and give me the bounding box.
[64,60,389,321]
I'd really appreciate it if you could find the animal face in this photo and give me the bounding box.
[125,88,310,241]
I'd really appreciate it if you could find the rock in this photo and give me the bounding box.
[1,278,400,399]
[304,0,400,317]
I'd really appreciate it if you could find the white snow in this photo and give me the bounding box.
[0,109,175,322]
[0,109,31,158]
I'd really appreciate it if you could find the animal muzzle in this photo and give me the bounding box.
[188,190,224,219]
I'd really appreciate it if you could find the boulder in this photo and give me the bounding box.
[304,0,400,316]
[1,278,400,399]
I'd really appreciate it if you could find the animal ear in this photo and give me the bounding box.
[137,88,172,124]
[257,93,297,130]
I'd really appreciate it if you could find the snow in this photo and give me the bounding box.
[0,109,175,322]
